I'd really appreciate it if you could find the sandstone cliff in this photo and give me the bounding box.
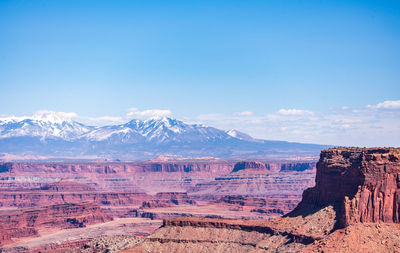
[297,147,400,227]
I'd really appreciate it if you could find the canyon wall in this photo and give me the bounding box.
[0,202,112,246]
[0,160,236,175]
[298,147,400,227]
[124,148,400,253]
[0,160,237,193]
[0,159,317,227]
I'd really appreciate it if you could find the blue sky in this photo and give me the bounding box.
[0,0,399,146]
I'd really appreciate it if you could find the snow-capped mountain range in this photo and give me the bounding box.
[0,111,327,160]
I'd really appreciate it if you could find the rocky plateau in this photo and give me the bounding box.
[2,147,399,252]
[120,147,400,252]
[0,157,316,251]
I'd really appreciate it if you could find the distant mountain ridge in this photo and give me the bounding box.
[0,111,328,160]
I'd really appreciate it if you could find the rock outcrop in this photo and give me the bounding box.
[231,161,269,173]
[0,188,151,208]
[216,195,298,215]
[297,147,400,227]
[189,169,315,201]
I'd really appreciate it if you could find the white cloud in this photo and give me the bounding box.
[196,113,225,122]
[234,111,254,116]
[277,109,313,116]
[126,108,172,119]
[32,110,78,123]
[367,100,400,109]
[192,104,400,146]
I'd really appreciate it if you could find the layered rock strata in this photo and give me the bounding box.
[298,147,400,227]
[0,202,112,246]
[0,159,317,220]
[125,148,400,252]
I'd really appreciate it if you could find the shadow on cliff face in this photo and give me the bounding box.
[284,200,343,233]
[0,163,12,173]
[282,149,368,232]
[283,187,362,233]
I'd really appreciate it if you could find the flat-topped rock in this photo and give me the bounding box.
[297,147,400,227]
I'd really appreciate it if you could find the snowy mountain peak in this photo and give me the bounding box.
[145,116,180,125]
[226,129,255,141]
[0,112,327,159]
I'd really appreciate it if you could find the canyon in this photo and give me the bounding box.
[120,147,400,252]
[2,147,400,252]
[0,157,316,251]
[0,202,112,247]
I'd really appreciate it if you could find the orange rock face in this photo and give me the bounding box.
[299,147,400,227]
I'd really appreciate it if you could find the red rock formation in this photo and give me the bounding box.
[216,195,298,215]
[0,160,235,175]
[0,160,237,193]
[0,160,316,195]
[0,202,112,246]
[189,170,315,200]
[0,159,317,222]
[0,190,151,208]
[123,148,400,252]
[231,161,269,173]
[296,147,400,227]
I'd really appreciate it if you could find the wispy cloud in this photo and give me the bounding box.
[277,109,313,116]
[194,101,400,147]
[126,108,172,119]
[234,111,254,116]
[367,100,400,109]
